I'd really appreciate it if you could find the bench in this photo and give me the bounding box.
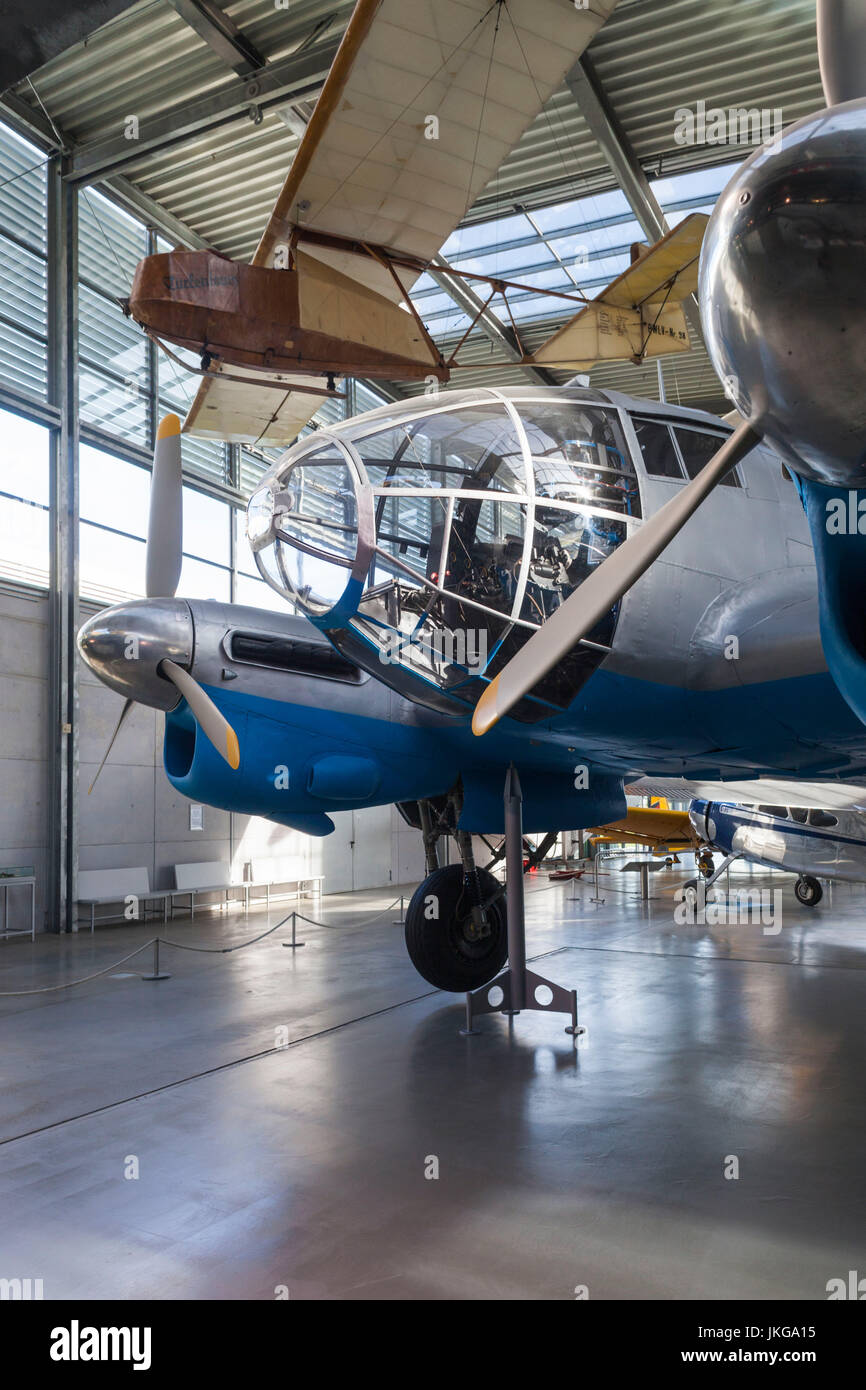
[77,867,169,932]
[246,858,324,910]
[170,861,246,918]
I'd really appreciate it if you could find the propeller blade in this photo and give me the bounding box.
[146,414,183,598]
[472,420,761,736]
[160,659,240,770]
[817,0,866,106]
[88,697,134,795]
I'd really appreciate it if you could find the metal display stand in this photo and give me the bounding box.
[0,873,36,942]
[462,766,584,1038]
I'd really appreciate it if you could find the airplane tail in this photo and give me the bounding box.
[528,212,708,372]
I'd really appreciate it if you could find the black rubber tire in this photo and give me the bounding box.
[682,879,700,909]
[404,864,507,992]
[795,875,823,907]
[697,852,715,879]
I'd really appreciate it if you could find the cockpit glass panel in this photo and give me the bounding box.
[449,497,525,618]
[249,393,642,720]
[632,418,683,479]
[674,426,740,488]
[350,406,528,687]
[274,447,357,561]
[789,807,809,823]
[522,405,640,519]
[270,446,359,615]
[356,406,526,494]
[524,508,626,626]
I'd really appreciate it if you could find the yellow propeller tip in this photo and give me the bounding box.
[226,728,240,770]
[157,413,182,440]
[471,676,501,737]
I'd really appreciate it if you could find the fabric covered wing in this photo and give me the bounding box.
[254,0,620,292]
[183,366,332,448]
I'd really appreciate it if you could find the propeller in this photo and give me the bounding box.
[817,0,866,106]
[472,421,760,735]
[87,415,240,789]
[146,413,183,598]
[87,697,134,796]
[160,659,240,770]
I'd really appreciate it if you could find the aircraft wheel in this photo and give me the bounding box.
[404,865,507,992]
[794,874,823,907]
[697,851,715,879]
[681,879,700,911]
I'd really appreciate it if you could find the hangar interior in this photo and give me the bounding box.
[0,0,823,931]
[1,0,865,1305]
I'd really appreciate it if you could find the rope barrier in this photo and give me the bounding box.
[0,896,406,998]
[158,912,297,953]
[292,896,404,929]
[0,875,669,1000]
[0,939,159,996]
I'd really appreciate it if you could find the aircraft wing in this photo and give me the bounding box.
[254,0,620,280]
[626,776,866,813]
[183,0,620,445]
[183,364,338,448]
[590,805,697,850]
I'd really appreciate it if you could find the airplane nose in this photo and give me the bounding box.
[77,598,193,710]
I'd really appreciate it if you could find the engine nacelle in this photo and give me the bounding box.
[699,96,866,486]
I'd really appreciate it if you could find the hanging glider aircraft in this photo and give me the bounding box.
[79,0,866,996]
[120,0,705,447]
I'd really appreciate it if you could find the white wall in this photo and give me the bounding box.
[0,584,50,932]
[0,583,425,931]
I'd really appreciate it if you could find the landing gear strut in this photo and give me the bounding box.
[401,776,583,1035]
[696,849,715,879]
[461,765,583,1037]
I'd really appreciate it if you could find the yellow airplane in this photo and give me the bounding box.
[589,799,700,855]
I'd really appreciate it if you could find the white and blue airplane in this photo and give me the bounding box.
[77,0,866,997]
[687,798,866,907]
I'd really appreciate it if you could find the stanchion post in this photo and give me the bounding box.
[281,911,306,949]
[591,854,605,904]
[141,937,171,981]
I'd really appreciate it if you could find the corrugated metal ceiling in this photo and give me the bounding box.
[6,0,822,407]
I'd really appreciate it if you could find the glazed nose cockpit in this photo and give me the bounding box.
[247,389,641,720]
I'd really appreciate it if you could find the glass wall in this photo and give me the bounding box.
[79,441,232,604]
[0,409,50,587]
[0,124,48,400]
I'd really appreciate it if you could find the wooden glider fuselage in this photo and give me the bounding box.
[127,247,449,382]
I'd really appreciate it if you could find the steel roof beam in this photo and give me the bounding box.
[164,0,267,77]
[63,35,339,186]
[428,256,556,387]
[565,53,706,347]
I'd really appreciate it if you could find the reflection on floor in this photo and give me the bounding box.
[1,863,865,1300]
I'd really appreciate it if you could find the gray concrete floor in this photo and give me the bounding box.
[0,864,865,1300]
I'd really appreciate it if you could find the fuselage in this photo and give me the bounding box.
[78,387,866,838]
[690,798,866,884]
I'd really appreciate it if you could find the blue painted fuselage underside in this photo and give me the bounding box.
[163,662,866,835]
